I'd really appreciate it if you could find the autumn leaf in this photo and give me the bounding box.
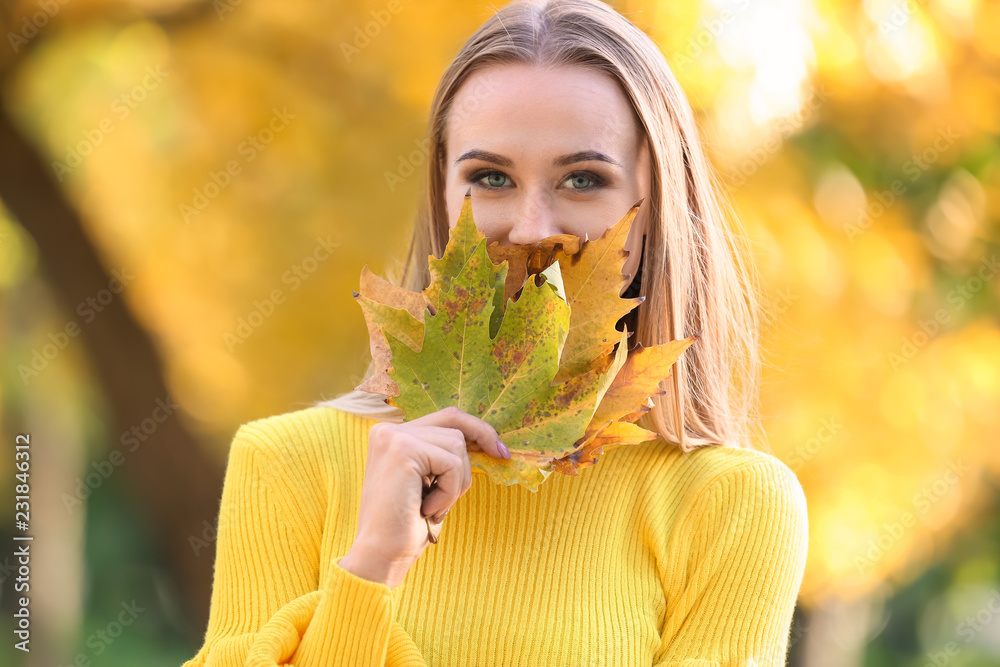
[487,233,581,306]
[546,208,641,382]
[487,205,641,383]
[354,192,699,490]
[353,265,432,396]
[549,337,697,476]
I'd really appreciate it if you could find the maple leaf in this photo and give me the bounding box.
[354,192,699,491]
[549,337,697,476]
[489,203,643,384]
[353,265,432,396]
[487,233,581,306]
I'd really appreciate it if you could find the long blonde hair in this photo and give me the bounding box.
[318,0,767,453]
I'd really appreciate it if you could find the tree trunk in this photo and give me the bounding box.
[0,102,223,639]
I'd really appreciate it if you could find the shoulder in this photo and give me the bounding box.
[227,405,378,497]
[701,446,807,518]
[234,404,369,457]
[674,445,809,553]
[672,445,806,508]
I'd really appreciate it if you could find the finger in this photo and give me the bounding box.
[440,426,472,496]
[393,425,472,508]
[400,424,468,459]
[428,514,444,543]
[397,422,481,497]
[409,406,509,459]
[407,439,465,519]
[425,426,472,505]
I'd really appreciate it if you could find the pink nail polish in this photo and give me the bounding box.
[498,440,510,459]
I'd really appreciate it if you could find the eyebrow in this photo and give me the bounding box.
[454,149,623,169]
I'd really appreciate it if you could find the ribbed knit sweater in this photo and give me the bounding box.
[181,405,808,666]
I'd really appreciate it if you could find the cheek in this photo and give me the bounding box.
[444,167,468,224]
[444,201,470,232]
[466,202,508,241]
[444,175,488,230]
[444,182,463,230]
[576,200,634,242]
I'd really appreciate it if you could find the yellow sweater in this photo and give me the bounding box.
[181,405,808,666]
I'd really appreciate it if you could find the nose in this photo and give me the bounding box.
[505,191,562,245]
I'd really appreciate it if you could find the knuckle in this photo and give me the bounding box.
[374,426,405,456]
[385,436,409,459]
[442,428,464,451]
[368,423,388,449]
[445,452,463,473]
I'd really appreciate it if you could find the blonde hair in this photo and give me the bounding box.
[318,0,767,453]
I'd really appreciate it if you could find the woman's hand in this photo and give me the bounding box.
[338,406,510,589]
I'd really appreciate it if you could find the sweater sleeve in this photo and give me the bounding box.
[653,457,809,667]
[180,422,429,667]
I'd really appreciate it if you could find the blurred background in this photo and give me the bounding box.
[0,0,998,665]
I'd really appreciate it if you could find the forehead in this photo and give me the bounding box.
[445,63,642,158]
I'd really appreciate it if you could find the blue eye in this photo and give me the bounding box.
[484,172,509,188]
[470,170,512,190]
[564,173,595,189]
[467,169,606,191]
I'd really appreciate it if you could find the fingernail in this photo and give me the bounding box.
[432,508,449,524]
[497,439,510,459]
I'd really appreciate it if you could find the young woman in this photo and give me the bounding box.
[182,1,808,665]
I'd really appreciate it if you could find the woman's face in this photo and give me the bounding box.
[443,63,651,289]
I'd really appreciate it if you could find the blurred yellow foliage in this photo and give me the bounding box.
[1,0,998,616]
